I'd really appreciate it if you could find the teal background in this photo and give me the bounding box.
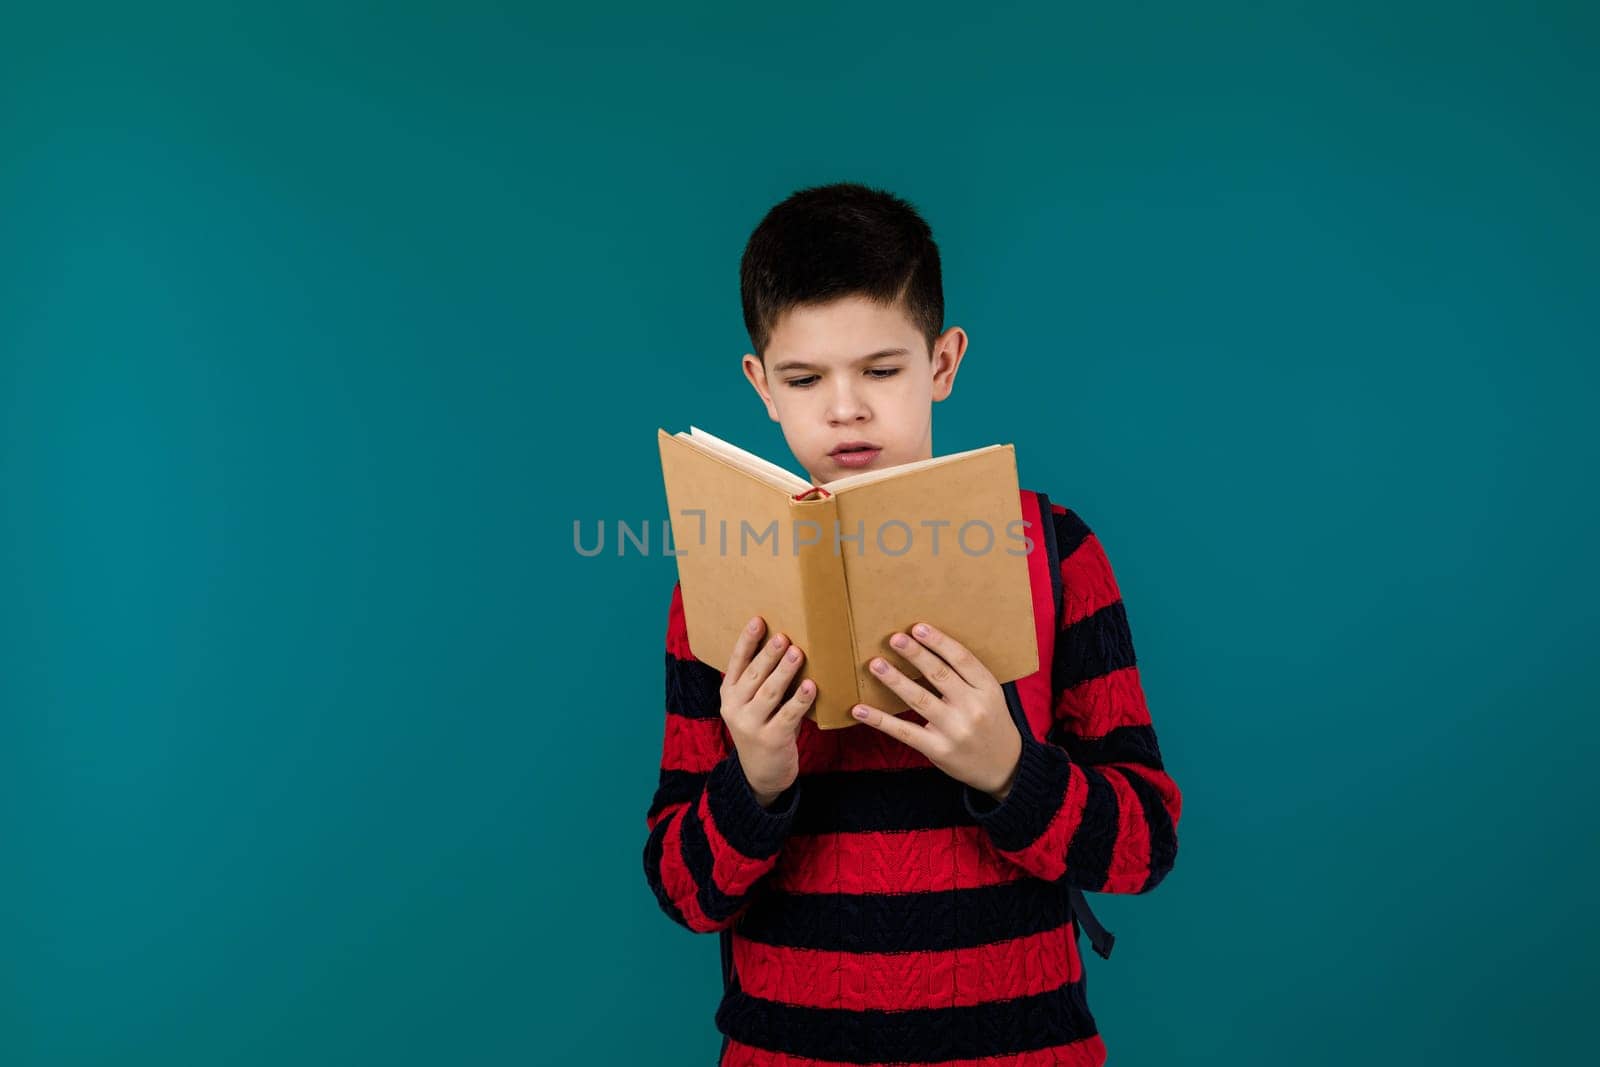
[2,2,1595,1064]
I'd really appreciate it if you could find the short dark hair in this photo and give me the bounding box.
[740,182,944,362]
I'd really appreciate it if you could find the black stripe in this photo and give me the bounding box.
[1048,723,1166,774]
[716,978,1097,1062]
[1052,506,1091,561]
[642,816,690,929]
[1037,492,1064,626]
[791,767,971,834]
[737,878,1070,952]
[704,754,793,860]
[967,733,1071,853]
[680,800,746,923]
[1052,599,1137,695]
[1062,765,1119,892]
[646,768,707,823]
[666,650,722,718]
[1118,766,1179,893]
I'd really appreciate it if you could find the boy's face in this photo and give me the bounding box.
[742,295,968,486]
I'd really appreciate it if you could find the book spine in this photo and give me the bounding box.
[789,492,860,730]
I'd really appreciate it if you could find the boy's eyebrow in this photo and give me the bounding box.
[770,348,909,373]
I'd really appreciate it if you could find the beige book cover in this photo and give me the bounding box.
[658,426,1038,729]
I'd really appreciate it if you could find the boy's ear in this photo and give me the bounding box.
[929,326,968,403]
[742,353,781,422]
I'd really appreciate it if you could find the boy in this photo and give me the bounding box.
[643,182,1182,1066]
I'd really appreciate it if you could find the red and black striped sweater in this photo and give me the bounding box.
[643,491,1182,1066]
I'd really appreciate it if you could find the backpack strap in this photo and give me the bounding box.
[1069,886,1117,960]
[1035,491,1116,962]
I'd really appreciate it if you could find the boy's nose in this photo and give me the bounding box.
[826,385,870,423]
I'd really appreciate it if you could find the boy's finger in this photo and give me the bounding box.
[851,703,933,757]
[772,678,815,733]
[867,657,951,730]
[884,634,969,699]
[738,631,790,695]
[904,623,991,689]
[753,643,804,714]
[726,616,764,678]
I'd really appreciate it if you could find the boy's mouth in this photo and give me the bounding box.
[829,442,882,468]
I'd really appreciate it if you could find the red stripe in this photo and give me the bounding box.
[1059,534,1121,626]
[656,808,715,931]
[771,828,1027,894]
[798,713,937,773]
[1120,762,1184,828]
[698,788,780,896]
[721,1032,1108,1067]
[1054,665,1152,739]
[731,925,1080,1010]
[661,712,727,773]
[1098,766,1154,894]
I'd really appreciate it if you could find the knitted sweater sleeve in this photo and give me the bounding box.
[642,582,801,933]
[961,507,1183,894]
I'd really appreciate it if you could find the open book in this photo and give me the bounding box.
[658,426,1039,730]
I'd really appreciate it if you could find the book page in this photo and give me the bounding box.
[822,443,1003,493]
[683,426,810,494]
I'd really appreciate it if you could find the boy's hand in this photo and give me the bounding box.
[721,615,814,809]
[850,623,1023,802]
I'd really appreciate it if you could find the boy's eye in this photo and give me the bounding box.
[785,368,900,389]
